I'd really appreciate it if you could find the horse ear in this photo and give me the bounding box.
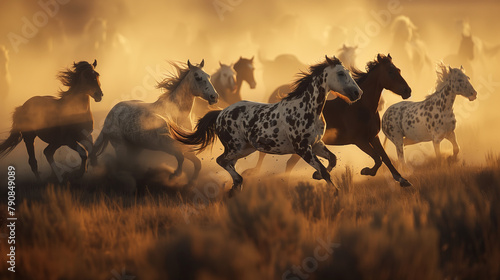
[325,55,334,65]
[250,56,254,62]
[187,60,193,69]
[460,65,464,70]
[342,43,346,48]
[377,54,383,61]
[388,53,392,59]
[219,61,223,67]
[199,59,205,68]
[93,59,97,68]
[448,66,453,72]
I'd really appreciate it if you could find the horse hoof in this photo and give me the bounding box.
[312,171,322,180]
[399,178,412,187]
[360,167,375,176]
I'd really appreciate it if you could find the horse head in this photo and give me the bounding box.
[84,59,103,102]
[217,62,237,92]
[450,65,477,101]
[187,59,219,105]
[375,54,411,99]
[234,56,256,89]
[324,55,362,103]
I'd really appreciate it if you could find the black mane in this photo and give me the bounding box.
[350,54,392,85]
[284,56,342,100]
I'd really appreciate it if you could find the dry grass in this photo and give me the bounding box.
[0,154,499,280]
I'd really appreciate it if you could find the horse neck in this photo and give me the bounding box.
[154,80,194,119]
[358,70,384,113]
[60,87,91,112]
[433,80,456,110]
[235,74,244,98]
[213,75,229,100]
[288,76,327,117]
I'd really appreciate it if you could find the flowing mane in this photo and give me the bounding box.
[425,63,452,100]
[156,62,192,100]
[284,56,342,100]
[58,61,98,97]
[350,54,393,85]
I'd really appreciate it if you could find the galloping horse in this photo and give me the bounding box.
[0,60,103,180]
[90,60,218,185]
[382,64,476,164]
[191,57,256,125]
[254,54,412,187]
[171,56,362,195]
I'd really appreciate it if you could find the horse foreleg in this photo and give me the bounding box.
[356,141,382,177]
[79,132,95,167]
[311,141,337,180]
[245,152,266,175]
[23,135,40,180]
[285,154,301,174]
[445,131,460,160]
[370,136,411,187]
[295,145,338,192]
[432,140,442,161]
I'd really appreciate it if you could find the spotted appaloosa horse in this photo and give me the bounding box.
[171,56,362,195]
[382,64,477,164]
[90,60,218,185]
[255,54,412,187]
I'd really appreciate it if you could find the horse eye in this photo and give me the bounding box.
[338,72,345,77]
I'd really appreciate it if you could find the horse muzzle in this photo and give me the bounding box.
[468,91,477,101]
[346,87,363,103]
[208,94,219,105]
[93,91,103,102]
[402,87,412,100]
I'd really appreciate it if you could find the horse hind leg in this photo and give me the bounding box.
[43,143,62,180]
[23,134,40,180]
[183,152,201,185]
[216,146,255,196]
[67,142,88,178]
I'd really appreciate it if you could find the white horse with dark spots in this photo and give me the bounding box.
[382,64,477,164]
[90,60,218,185]
[171,56,362,196]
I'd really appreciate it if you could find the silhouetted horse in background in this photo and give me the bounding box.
[253,54,412,187]
[0,60,103,180]
[259,52,307,96]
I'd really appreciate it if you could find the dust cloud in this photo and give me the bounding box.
[1,0,499,178]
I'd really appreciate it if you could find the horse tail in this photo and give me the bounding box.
[170,110,221,153]
[0,107,24,158]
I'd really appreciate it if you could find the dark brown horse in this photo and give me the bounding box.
[253,54,413,187]
[0,60,103,180]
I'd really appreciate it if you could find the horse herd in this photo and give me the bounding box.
[0,53,477,195]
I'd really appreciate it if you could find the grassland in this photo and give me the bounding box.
[0,154,499,280]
